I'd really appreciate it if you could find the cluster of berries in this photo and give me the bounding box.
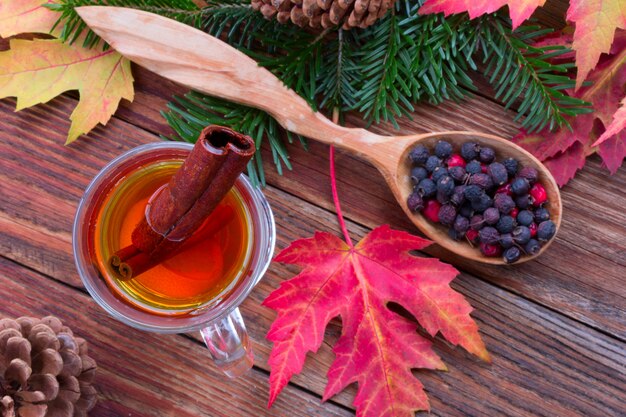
[406,140,557,263]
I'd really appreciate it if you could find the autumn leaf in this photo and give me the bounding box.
[513,41,625,185]
[567,0,626,88]
[0,0,60,38]
[264,225,489,417]
[418,0,546,29]
[0,38,133,144]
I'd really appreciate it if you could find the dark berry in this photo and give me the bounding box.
[466,229,479,244]
[437,176,455,196]
[480,242,502,257]
[436,191,450,204]
[447,154,466,168]
[494,193,515,214]
[516,210,534,226]
[534,207,550,223]
[448,228,462,241]
[435,140,453,159]
[461,142,480,161]
[529,183,547,206]
[499,233,515,249]
[449,166,467,182]
[464,185,484,202]
[417,178,437,198]
[524,239,541,255]
[432,166,449,182]
[496,215,516,234]
[518,166,539,184]
[470,173,493,190]
[496,183,512,196]
[454,215,470,234]
[512,226,532,245]
[536,220,556,242]
[483,207,500,225]
[503,247,521,264]
[451,185,466,206]
[407,192,424,212]
[465,160,482,175]
[514,194,531,209]
[488,162,508,186]
[422,199,441,223]
[438,204,457,226]
[459,202,473,218]
[529,222,537,237]
[409,144,430,165]
[510,177,530,195]
[479,226,500,245]
[470,215,484,230]
[410,166,428,184]
[479,147,496,163]
[425,155,443,172]
[502,157,519,177]
[471,194,493,213]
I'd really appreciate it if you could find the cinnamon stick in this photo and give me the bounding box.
[109,126,255,280]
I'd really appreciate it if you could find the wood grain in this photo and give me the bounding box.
[1,96,625,416]
[94,65,626,340]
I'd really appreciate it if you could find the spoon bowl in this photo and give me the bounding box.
[77,6,562,265]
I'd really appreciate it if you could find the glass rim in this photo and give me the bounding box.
[72,141,276,333]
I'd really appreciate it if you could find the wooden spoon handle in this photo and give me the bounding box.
[76,6,382,153]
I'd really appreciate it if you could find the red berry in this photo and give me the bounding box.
[480,242,502,257]
[447,154,466,168]
[465,229,479,244]
[496,183,512,196]
[529,183,547,206]
[422,199,441,223]
[481,163,488,173]
[529,222,537,237]
[510,208,519,218]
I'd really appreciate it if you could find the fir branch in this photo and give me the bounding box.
[477,18,592,132]
[163,92,304,187]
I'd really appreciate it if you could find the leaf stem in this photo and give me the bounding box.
[330,108,353,249]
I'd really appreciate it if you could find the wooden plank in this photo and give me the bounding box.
[103,66,626,339]
[0,256,353,417]
[2,98,626,416]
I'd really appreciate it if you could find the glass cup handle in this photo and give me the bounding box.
[199,307,254,378]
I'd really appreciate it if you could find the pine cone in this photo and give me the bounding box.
[0,317,97,417]
[251,0,396,29]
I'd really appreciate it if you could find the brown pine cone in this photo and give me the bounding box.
[0,317,97,417]
[251,0,396,29]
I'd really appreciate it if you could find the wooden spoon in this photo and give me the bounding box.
[77,6,562,265]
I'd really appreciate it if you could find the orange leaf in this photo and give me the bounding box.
[567,0,626,88]
[419,0,546,29]
[264,226,489,416]
[0,38,133,144]
[0,0,60,38]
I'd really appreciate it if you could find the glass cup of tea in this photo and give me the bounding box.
[73,142,275,377]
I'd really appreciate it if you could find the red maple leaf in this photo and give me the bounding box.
[418,0,546,29]
[264,225,490,416]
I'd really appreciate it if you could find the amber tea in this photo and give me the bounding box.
[90,156,252,313]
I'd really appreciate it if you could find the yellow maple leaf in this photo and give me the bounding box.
[567,0,626,89]
[0,38,134,144]
[0,0,61,37]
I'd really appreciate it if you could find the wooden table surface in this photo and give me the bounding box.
[1,7,626,417]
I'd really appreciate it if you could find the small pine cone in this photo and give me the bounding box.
[0,317,97,417]
[251,0,395,29]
